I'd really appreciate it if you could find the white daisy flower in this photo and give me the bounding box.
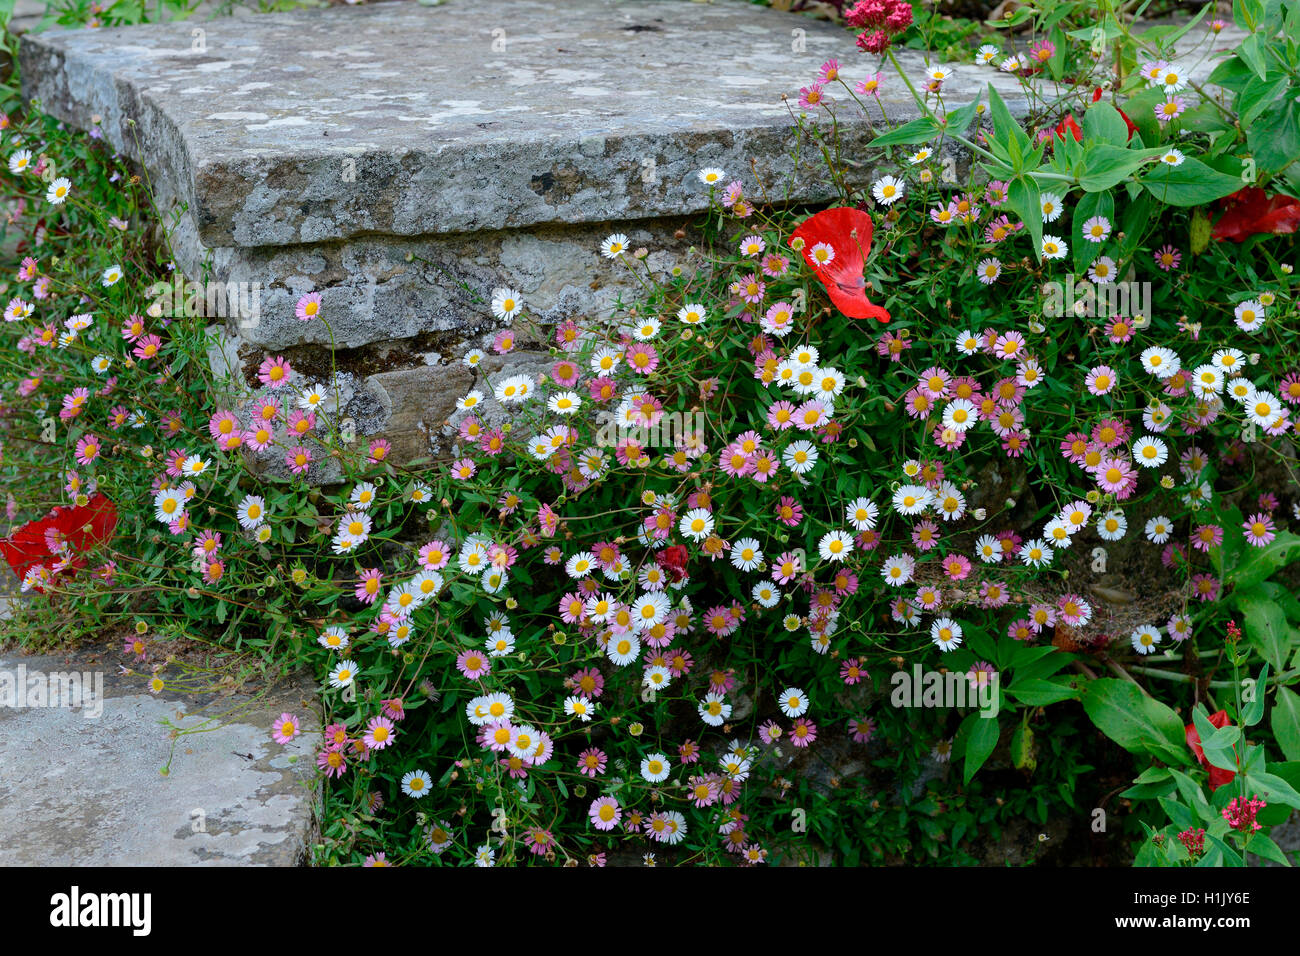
[846,497,878,531]
[1132,435,1168,468]
[777,687,809,718]
[730,537,763,572]
[1131,625,1161,654]
[236,494,267,529]
[931,618,963,651]
[1097,510,1127,541]
[601,233,630,259]
[401,770,432,798]
[490,287,523,322]
[872,175,905,205]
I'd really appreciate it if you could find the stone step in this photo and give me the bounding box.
[18,1,1244,471]
[0,644,320,865]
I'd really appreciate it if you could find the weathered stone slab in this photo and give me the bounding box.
[21,0,892,247]
[19,1,1246,467]
[0,644,320,865]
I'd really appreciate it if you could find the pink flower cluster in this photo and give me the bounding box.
[845,0,914,54]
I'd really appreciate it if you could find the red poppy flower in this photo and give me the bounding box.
[655,544,689,583]
[1184,709,1237,792]
[1210,187,1300,243]
[789,207,891,323]
[1055,112,1083,143]
[0,493,118,584]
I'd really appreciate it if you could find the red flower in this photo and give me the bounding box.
[656,544,689,583]
[1055,113,1083,143]
[1210,187,1300,243]
[789,207,891,323]
[0,493,118,584]
[1185,709,1237,792]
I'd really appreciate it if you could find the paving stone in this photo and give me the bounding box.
[0,644,320,866]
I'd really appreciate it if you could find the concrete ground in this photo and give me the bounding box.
[0,642,321,865]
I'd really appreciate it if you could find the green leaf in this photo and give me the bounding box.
[986,84,1031,156]
[1158,796,1197,830]
[1205,832,1244,866]
[1206,54,1255,93]
[870,115,943,148]
[1230,530,1300,591]
[1193,706,1241,772]
[941,94,982,135]
[1246,770,1300,810]
[1246,833,1291,866]
[962,713,1001,784]
[1242,663,1270,727]
[1168,767,1216,822]
[1239,594,1296,671]
[1072,190,1113,272]
[1080,678,1192,765]
[1248,100,1300,175]
[1006,678,1081,705]
[1080,145,1160,192]
[1273,687,1300,761]
[1007,176,1043,262]
[1237,76,1289,128]
[1011,720,1035,769]
[1238,31,1269,80]
[1082,102,1131,147]
[1140,157,1247,206]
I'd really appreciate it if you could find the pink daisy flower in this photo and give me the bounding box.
[624,343,659,374]
[589,796,622,831]
[942,553,972,581]
[850,716,876,743]
[74,433,103,466]
[551,360,580,387]
[1193,523,1224,552]
[577,747,607,777]
[790,717,818,748]
[1008,619,1035,641]
[1057,592,1092,627]
[295,292,322,322]
[362,715,396,751]
[272,713,301,744]
[1243,512,1276,547]
[455,650,491,680]
[285,446,312,475]
[524,828,555,856]
[133,334,163,362]
[257,355,293,389]
[316,746,348,778]
[418,540,450,570]
[355,568,383,604]
[840,657,868,685]
[761,253,790,277]
[1191,573,1220,602]
[367,439,391,464]
[1085,365,1117,396]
